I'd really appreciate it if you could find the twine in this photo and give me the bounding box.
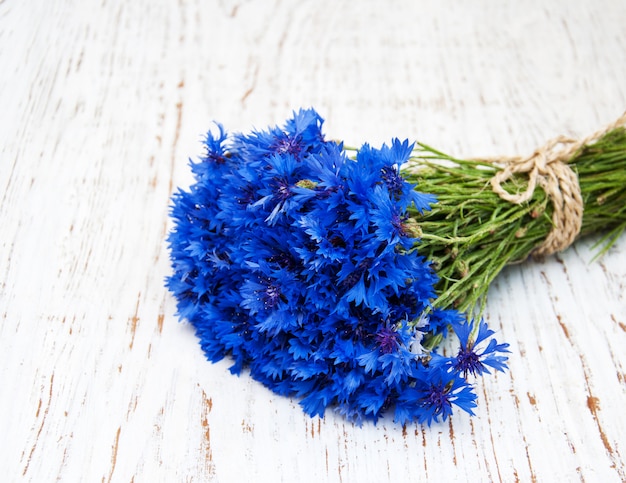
[489,112,626,257]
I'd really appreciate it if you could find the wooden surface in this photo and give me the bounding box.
[1,1,625,481]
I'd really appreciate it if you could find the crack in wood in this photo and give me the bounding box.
[106,426,121,483]
[200,389,216,476]
[128,292,141,350]
[21,373,54,477]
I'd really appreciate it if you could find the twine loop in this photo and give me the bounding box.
[490,112,626,257]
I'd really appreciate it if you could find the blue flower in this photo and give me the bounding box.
[395,365,477,426]
[451,319,511,377]
[370,185,413,248]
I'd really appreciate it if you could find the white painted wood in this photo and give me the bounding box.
[1,0,625,481]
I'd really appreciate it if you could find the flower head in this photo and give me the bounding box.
[451,319,511,378]
[395,365,477,426]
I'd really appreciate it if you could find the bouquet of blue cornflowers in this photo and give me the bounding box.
[167,109,626,426]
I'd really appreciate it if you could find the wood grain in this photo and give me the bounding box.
[1,0,625,481]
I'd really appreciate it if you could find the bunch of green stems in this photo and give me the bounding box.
[402,127,626,316]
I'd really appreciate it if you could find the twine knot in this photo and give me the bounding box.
[490,112,626,257]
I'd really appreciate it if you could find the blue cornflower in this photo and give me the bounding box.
[253,153,302,225]
[376,326,400,354]
[378,324,420,386]
[202,122,229,165]
[370,185,413,248]
[394,365,477,426]
[451,319,511,377]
